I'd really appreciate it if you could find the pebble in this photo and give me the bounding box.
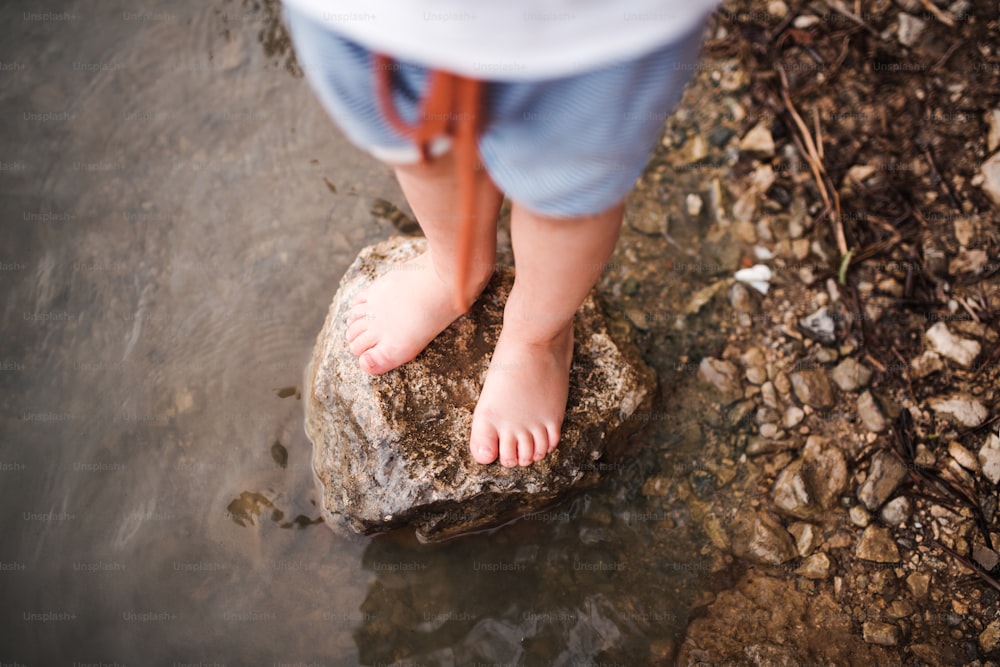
[783,405,804,429]
[728,282,759,314]
[987,108,1000,153]
[910,350,944,378]
[773,460,812,517]
[849,505,871,527]
[803,437,847,509]
[773,372,791,394]
[739,122,775,158]
[795,552,831,579]
[790,368,835,408]
[730,511,798,565]
[698,357,742,401]
[928,394,988,427]
[896,13,926,48]
[981,152,1000,210]
[948,442,978,472]
[978,432,1000,485]
[767,0,789,18]
[858,450,908,511]
[980,619,1000,653]
[863,621,901,646]
[793,14,820,28]
[788,521,818,556]
[880,496,912,526]
[686,193,703,216]
[974,544,1000,571]
[830,357,872,392]
[745,365,768,385]
[760,381,779,409]
[798,306,836,344]
[857,391,888,433]
[906,571,930,599]
[926,322,981,367]
[856,525,901,563]
[683,134,709,164]
[759,423,780,439]
[814,347,838,364]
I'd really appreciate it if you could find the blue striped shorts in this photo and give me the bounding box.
[284,7,709,217]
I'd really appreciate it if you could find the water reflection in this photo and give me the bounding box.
[1,0,730,664]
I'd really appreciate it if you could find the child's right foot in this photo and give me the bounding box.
[346,251,484,375]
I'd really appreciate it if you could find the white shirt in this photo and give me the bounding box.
[283,0,720,80]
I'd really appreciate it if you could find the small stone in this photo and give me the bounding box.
[698,357,742,402]
[949,442,978,472]
[795,552,831,579]
[707,125,736,148]
[906,571,930,599]
[863,621,900,646]
[910,350,944,378]
[849,505,871,527]
[926,321,981,368]
[686,193,703,216]
[745,365,768,385]
[760,381,779,408]
[793,14,820,28]
[798,306,836,344]
[981,152,1000,210]
[987,108,1000,154]
[856,525,901,563]
[814,346,838,364]
[773,372,791,394]
[730,511,797,565]
[788,522,818,556]
[728,282,759,314]
[887,599,914,619]
[980,619,1000,653]
[974,544,1000,571]
[783,405,804,429]
[896,13,926,48]
[831,357,872,392]
[759,422,780,439]
[683,134,709,164]
[928,394,988,427]
[767,0,788,18]
[857,391,888,433]
[802,437,847,509]
[790,368,835,408]
[773,460,812,517]
[858,450,908,511]
[739,122,775,158]
[979,432,1000,485]
[879,496,912,526]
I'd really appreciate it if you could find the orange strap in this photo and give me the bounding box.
[373,54,482,311]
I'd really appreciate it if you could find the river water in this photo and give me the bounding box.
[1,1,735,664]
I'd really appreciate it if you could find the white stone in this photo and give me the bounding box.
[928,395,988,428]
[979,432,1000,485]
[981,152,1000,210]
[896,13,926,47]
[739,122,775,158]
[925,322,981,368]
[686,193,703,216]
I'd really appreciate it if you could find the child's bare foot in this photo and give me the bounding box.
[469,322,573,467]
[346,251,484,375]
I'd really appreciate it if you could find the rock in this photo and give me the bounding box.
[948,442,978,472]
[858,450,908,511]
[790,368,835,408]
[686,192,703,216]
[879,496,911,526]
[767,0,789,18]
[982,151,1000,210]
[928,394,988,427]
[795,552,831,579]
[910,350,944,378]
[906,571,930,599]
[856,525,901,563]
[683,134,709,164]
[979,432,1000,484]
[745,365,768,385]
[857,391,888,433]
[730,511,797,565]
[987,108,1000,153]
[739,122,775,158]
[783,405,804,429]
[849,505,871,527]
[698,357,742,402]
[728,282,759,313]
[896,13,926,47]
[863,621,900,646]
[980,619,1000,653]
[925,322,981,367]
[974,544,1000,571]
[788,522,818,556]
[773,440,846,517]
[773,460,812,518]
[798,306,836,344]
[305,238,656,541]
[831,357,872,392]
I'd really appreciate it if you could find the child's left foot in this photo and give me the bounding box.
[469,323,573,467]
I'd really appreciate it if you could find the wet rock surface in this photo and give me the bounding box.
[305,238,656,541]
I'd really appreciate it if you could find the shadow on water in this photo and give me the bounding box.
[1,0,740,664]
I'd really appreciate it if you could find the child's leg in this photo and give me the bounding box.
[347,150,503,374]
[469,201,624,467]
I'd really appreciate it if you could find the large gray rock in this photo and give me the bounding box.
[305,238,657,541]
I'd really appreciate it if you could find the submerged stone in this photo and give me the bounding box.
[305,238,657,541]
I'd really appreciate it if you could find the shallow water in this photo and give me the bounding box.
[1,1,733,664]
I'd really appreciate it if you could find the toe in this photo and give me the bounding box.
[516,431,534,467]
[469,415,499,465]
[346,317,368,343]
[498,431,518,468]
[348,330,378,357]
[359,347,394,375]
[530,426,549,461]
[546,423,561,453]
